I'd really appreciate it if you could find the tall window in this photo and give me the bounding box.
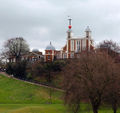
[48,56,50,60]
[76,40,81,52]
[71,40,74,51]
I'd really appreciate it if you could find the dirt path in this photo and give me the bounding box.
[0,72,64,92]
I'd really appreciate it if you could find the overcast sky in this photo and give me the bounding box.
[0,0,120,52]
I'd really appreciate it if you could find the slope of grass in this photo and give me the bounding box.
[0,104,120,113]
[0,74,119,113]
[0,74,62,104]
[0,104,66,113]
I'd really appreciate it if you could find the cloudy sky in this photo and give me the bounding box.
[0,0,120,52]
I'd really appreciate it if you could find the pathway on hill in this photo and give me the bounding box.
[0,72,64,92]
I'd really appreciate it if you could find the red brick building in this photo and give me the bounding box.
[45,18,94,62]
[61,25,94,59]
[45,42,56,62]
[8,49,43,63]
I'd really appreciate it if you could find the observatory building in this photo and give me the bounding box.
[45,18,94,62]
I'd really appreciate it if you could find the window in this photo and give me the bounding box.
[48,56,50,60]
[48,52,51,54]
[63,54,67,59]
[76,40,81,52]
[71,53,74,58]
[71,40,74,51]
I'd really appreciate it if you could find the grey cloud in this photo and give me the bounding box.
[0,0,120,53]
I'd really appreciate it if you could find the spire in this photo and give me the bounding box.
[50,41,51,45]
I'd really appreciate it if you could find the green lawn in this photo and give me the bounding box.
[0,74,119,113]
[0,104,119,113]
[0,74,62,104]
[0,104,66,113]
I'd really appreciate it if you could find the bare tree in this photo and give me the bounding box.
[3,37,29,62]
[103,63,120,113]
[63,60,83,113]
[63,52,116,113]
[44,61,65,103]
[98,40,120,58]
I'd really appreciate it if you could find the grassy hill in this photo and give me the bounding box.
[0,74,67,113]
[0,74,62,104]
[0,104,66,113]
[0,74,120,113]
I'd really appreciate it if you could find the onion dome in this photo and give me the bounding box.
[46,42,55,50]
[32,49,39,52]
[85,26,91,32]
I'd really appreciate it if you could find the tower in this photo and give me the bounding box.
[85,26,92,51]
[66,16,73,58]
[67,16,72,39]
[85,26,91,38]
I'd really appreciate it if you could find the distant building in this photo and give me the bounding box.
[45,18,94,62]
[8,49,44,63]
[44,42,56,62]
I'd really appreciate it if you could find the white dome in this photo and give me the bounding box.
[46,42,55,50]
[85,26,91,32]
[32,49,39,52]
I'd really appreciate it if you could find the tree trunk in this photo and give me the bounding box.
[90,95,101,113]
[92,103,99,113]
[49,88,52,104]
[112,104,117,113]
[93,107,98,113]
[74,102,80,113]
[114,109,116,113]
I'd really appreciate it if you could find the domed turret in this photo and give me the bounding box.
[85,26,91,38]
[32,49,39,52]
[85,26,91,32]
[46,42,55,50]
